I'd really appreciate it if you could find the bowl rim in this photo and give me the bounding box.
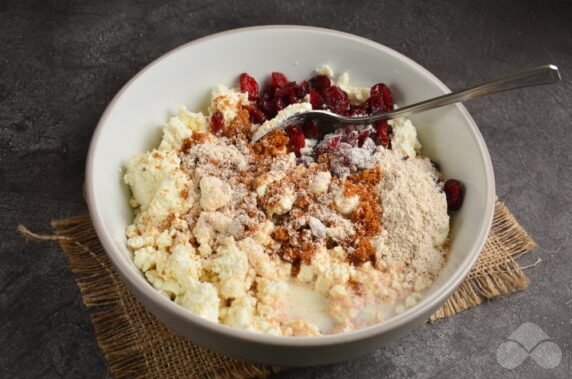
[86,25,496,347]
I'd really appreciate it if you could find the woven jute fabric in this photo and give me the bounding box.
[35,200,536,378]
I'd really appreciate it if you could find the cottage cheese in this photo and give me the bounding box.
[389,117,422,158]
[209,85,250,125]
[335,71,371,104]
[159,107,208,151]
[308,171,331,194]
[199,176,232,211]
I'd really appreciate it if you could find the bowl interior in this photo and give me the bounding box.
[87,26,494,341]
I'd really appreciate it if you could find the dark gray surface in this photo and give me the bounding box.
[1,0,570,377]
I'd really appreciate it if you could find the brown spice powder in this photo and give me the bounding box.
[351,238,376,264]
[250,130,288,157]
[160,213,176,231]
[348,279,364,295]
[341,167,383,263]
[258,180,288,213]
[222,107,251,140]
[181,131,209,153]
[263,163,325,268]
[272,226,289,243]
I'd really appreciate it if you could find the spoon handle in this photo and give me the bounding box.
[372,64,561,121]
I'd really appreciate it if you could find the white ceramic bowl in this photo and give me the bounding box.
[86,26,495,366]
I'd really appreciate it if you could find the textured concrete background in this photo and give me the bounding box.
[1,0,571,377]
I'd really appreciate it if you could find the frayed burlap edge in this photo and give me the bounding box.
[19,200,537,378]
[429,201,537,321]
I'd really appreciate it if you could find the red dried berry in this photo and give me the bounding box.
[271,72,289,89]
[210,111,225,134]
[287,125,306,157]
[350,103,368,116]
[322,86,350,115]
[444,179,465,211]
[368,97,382,114]
[343,130,360,147]
[357,129,370,147]
[302,119,320,139]
[314,134,342,156]
[368,83,393,113]
[310,75,331,93]
[287,92,299,105]
[261,85,274,99]
[309,88,325,109]
[373,120,391,148]
[298,80,310,98]
[239,73,259,100]
[275,82,300,105]
[257,98,278,119]
[274,97,286,112]
[248,104,266,124]
[370,83,393,104]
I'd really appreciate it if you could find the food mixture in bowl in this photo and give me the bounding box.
[123,65,464,336]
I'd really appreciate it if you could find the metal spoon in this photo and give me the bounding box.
[251,64,561,143]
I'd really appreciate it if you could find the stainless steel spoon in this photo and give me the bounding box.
[251,64,561,143]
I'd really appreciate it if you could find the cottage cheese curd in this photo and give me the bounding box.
[124,67,451,336]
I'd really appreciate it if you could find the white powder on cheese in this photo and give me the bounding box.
[374,148,449,280]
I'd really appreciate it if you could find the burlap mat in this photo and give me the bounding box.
[22,200,537,378]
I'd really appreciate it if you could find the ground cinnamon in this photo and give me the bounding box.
[250,129,288,157]
[180,131,209,153]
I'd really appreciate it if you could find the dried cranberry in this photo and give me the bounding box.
[275,83,299,105]
[350,103,368,116]
[309,75,331,93]
[357,129,370,147]
[271,72,289,89]
[239,73,259,100]
[302,119,320,139]
[373,120,391,148]
[261,85,274,100]
[274,83,292,97]
[257,98,278,119]
[343,130,360,147]
[444,179,465,211]
[287,92,299,105]
[210,111,225,134]
[322,86,350,115]
[314,134,341,156]
[248,104,266,124]
[368,83,393,113]
[287,125,306,157]
[309,88,325,109]
[274,97,286,112]
[370,83,393,103]
[297,80,310,98]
